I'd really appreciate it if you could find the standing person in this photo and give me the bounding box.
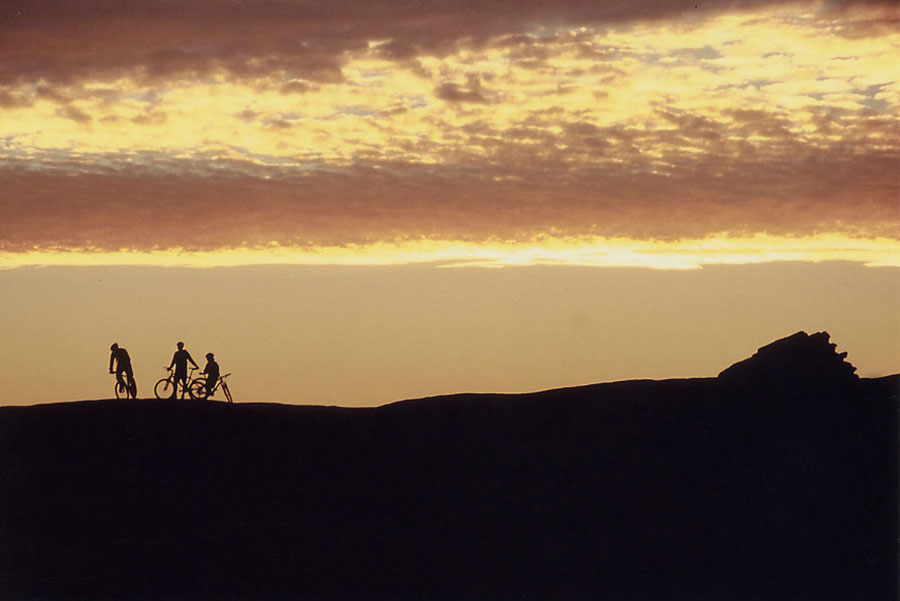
[109,343,137,399]
[168,341,199,399]
[202,352,220,399]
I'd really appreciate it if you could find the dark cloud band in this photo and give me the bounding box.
[1,0,895,87]
[1,151,896,253]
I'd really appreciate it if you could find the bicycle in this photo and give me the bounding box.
[112,372,137,399]
[154,367,204,400]
[189,373,233,403]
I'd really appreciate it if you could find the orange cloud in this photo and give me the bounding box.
[1,1,897,265]
[1,1,895,87]
[1,148,896,254]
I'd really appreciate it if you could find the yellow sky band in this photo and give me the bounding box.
[2,234,898,269]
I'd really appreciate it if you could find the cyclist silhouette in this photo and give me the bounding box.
[168,341,199,399]
[109,343,136,399]
[202,352,220,398]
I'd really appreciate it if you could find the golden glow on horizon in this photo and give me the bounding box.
[3,234,898,269]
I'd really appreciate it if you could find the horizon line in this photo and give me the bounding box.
[2,234,899,269]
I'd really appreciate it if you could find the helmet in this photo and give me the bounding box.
[205,352,215,359]
[110,343,119,351]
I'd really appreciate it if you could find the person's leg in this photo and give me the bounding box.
[123,367,136,398]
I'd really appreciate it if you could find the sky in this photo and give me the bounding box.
[1,0,898,405]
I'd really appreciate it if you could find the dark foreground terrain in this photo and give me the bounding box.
[1,332,897,600]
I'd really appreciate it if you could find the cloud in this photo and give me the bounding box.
[235,109,259,122]
[1,144,897,254]
[56,104,92,124]
[1,0,897,264]
[0,0,895,88]
[280,81,314,95]
[435,75,491,104]
[0,89,31,109]
[35,85,69,104]
[132,111,167,126]
[265,118,294,130]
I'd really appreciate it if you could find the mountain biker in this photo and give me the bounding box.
[168,341,199,399]
[109,343,136,399]
[202,352,220,398]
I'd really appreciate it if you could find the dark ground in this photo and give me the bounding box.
[0,332,897,600]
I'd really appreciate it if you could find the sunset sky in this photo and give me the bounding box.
[1,0,898,405]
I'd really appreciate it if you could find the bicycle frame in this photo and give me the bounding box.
[190,373,233,403]
[154,367,202,400]
[113,371,137,399]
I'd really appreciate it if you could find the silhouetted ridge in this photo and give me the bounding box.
[0,333,896,601]
[718,330,857,386]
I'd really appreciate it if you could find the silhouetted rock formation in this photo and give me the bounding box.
[718,330,858,387]
[0,333,897,601]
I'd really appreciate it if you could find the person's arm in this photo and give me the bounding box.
[187,352,198,369]
[109,352,115,373]
[168,353,176,369]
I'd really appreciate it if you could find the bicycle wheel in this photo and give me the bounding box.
[222,381,233,403]
[189,378,208,400]
[115,380,128,399]
[154,378,174,399]
[128,377,138,399]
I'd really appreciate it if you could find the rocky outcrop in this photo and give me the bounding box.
[718,331,858,386]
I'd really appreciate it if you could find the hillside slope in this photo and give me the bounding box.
[1,332,897,600]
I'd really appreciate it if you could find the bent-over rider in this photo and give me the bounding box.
[109,343,136,398]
